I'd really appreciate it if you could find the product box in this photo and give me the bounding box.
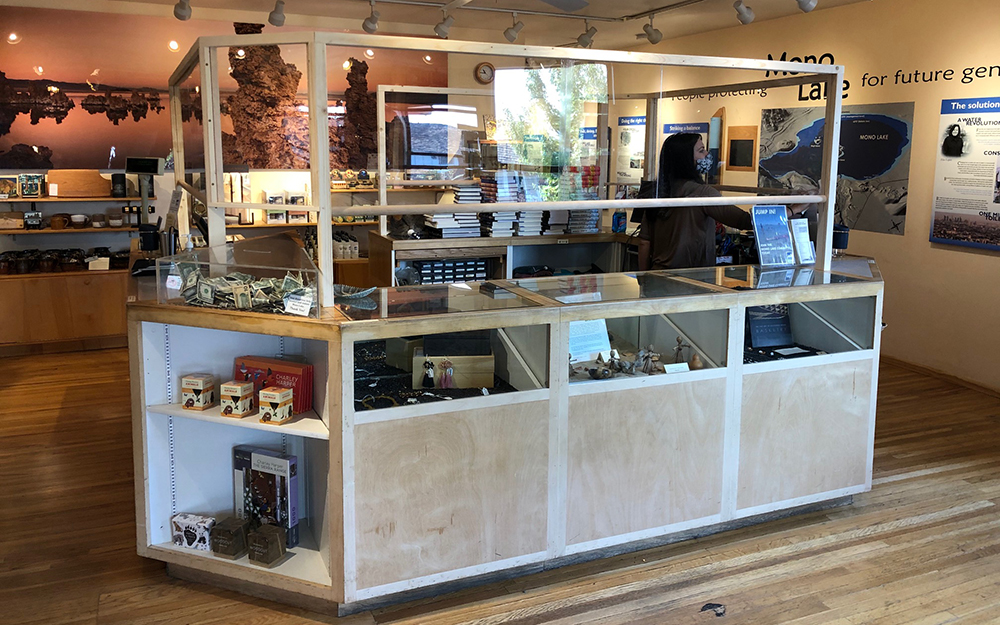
[171,513,215,551]
[210,517,250,559]
[250,449,299,548]
[17,173,45,198]
[180,372,216,410]
[287,210,310,224]
[234,356,313,414]
[259,387,294,424]
[233,444,257,523]
[385,336,423,372]
[0,212,24,229]
[248,524,287,567]
[220,380,255,417]
[0,176,17,199]
[265,209,287,224]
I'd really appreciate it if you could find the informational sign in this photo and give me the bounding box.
[616,116,646,184]
[758,103,913,236]
[751,205,796,267]
[524,134,544,164]
[578,127,598,165]
[929,96,1000,252]
[663,122,710,136]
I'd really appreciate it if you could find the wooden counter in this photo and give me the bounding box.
[128,265,883,614]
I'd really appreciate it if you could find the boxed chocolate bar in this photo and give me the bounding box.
[181,373,216,410]
[220,380,255,417]
[248,524,287,567]
[259,387,293,424]
[234,356,312,414]
[210,517,250,559]
[171,513,215,551]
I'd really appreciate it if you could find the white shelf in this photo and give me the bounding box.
[149,525,330,586]
[147,403,329,440]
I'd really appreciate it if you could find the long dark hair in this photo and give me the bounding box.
[656,133,703,198]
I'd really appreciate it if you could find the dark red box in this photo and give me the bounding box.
[233,356,313,415]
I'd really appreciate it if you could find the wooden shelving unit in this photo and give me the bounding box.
[0,196,155,203]
[0,227,138,235]
[0,269,128,280]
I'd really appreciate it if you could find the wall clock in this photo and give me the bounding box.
[474,62,495,85]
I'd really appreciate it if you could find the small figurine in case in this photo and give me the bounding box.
[259,387,293,424]
[171,513,215,551]
[220,380,255,417]
[181,373,216,410]
[248,524,287,567]
[210,517,251,559]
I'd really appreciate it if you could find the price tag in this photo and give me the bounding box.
[284,294,313,317]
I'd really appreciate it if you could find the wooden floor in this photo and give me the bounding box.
[4,350,1000,625]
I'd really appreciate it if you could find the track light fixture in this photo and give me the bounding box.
[362,0,380,34]
[268,0,285,27]
[577,20,597,48]
[503,13,524,43]
[642,17,662,44]
[733,0,754,24]
[796,0,818,11]
[434,11,454,38]
[173,0,191,21]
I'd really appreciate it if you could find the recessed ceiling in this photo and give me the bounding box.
[65,0,870,48]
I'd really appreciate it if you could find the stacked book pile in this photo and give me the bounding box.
[421,213,482,238]
[481,171,520,203]
[516,210,545,236]
[566,208,602,234]
[452,183,482,205]
[545,209,570,235]
[480,211,517,237]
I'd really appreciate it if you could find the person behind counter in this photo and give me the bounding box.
[638,132,807,270]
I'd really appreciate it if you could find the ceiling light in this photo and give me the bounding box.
[577,21,597,48]
[33,66,44,76]
[362,0,379,34]
[422,54,433,65]
[503,13,524,43]
[343,60,352,70]
[168,40,180,51]
[642,17,662,44]
[734,0,755,24]
[364,48,375,59]
[173,0,192,21]
[47,85,59,93]
[235,48,246,58]
[434,12,454,39]
[194,86,200,93]
[796,0,818,11]
[268,0,285,27]
[7,33,22,45]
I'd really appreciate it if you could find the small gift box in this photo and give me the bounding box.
[248,524,287,567]
[210,517,250,559]
[220,380,255,417]
[259,387,293,425]
[181,373,216,411]
[171,513,215,551]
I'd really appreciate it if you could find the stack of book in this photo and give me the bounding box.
[481,171,520,203]
[451,183,482,205]
[480,211,517,237]
[421,213,482,238]
[566,208,602,234]
[516,210,545,236]
[545,209,570,235]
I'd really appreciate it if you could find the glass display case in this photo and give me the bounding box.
[155,232,320,318]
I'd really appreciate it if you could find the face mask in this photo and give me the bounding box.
[696,153,714,175]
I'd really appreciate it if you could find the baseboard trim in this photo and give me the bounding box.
[881,355,1000,399]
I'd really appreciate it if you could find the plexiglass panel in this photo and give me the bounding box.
[335,281,538,320]
[513,272,717,304]
[673,265,869,290]
[354,324,549,411]
[743,296,876,364]
[569,309,729,383]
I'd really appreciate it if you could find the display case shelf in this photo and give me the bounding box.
[147,404,328,440]
[150,524,330,586]
[226,221,378,229]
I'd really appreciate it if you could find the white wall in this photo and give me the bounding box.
[623,0,1000,392]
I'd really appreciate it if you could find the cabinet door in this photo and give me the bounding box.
[738,359,874,512]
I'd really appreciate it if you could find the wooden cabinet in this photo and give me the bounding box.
[0,270,128,345]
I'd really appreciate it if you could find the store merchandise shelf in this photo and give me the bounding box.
[0,269,129,280]
[149,527,330,586]
[147,404,329,440]
[227,221,378,229]
[0,196,155,203]
[0,227,138,235]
